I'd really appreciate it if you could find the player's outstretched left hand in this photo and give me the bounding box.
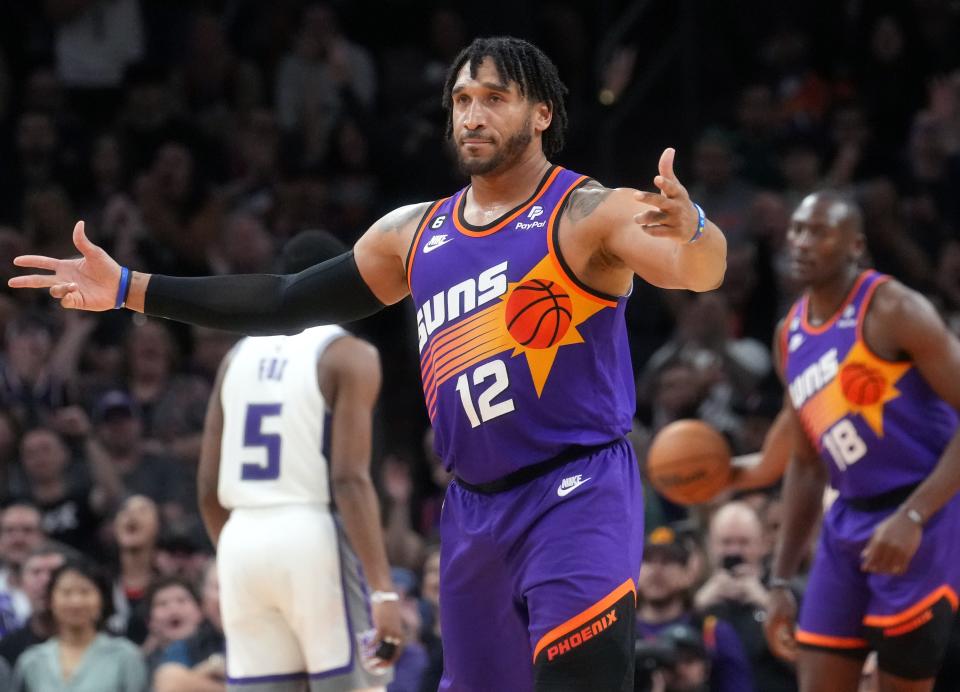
[632,148,700,244]
[860,509,922,575]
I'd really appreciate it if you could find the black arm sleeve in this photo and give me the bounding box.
[143,251,385,335]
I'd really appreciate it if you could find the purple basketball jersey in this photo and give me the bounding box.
[406,166,635,485]
[781,270,958,499]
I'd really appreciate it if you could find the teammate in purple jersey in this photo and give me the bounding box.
[761,190,960,692]
[8,37,727,691]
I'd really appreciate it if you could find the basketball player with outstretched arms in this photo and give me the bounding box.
[10,37,727,690]
[197,231,402,692]
[762,191,960,692]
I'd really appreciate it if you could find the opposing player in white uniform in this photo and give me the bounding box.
[197,231,403,692]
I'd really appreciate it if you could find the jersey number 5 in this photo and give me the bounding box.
[455,359,515,428]
[241,403,283,480]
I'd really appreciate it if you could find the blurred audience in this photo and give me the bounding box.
[695,503,795,692]
[636,526,754,692]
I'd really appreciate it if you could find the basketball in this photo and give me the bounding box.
[840,362,885,406]
[505,279,573,349]
[646,419,732,505]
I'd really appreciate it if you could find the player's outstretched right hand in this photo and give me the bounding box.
[9,221,122,311]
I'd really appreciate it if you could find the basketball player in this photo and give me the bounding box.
[196,230,402,691]
[760,191,960,692]
[10,37,727,690]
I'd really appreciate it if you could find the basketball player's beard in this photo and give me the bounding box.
[454,119,533,176]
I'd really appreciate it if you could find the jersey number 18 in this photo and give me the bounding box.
[822,419,867,471]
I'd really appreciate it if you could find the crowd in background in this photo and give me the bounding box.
[0,1,959,690]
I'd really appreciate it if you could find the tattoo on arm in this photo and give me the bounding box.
[565,181,613,223]
[377,202,432,234]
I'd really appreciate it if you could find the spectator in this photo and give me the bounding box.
[274,2,377,168]
[644,292,772,433]
[117,63,206,177]
[174,10,262,146]
[13,109,61,192]
[134,140,225,273]
[153,562,226,692]
[857,178,932,289]
[688,129,757,245]
[659,623,713,692]
[824,102,897,186]
[639,358,707,434]
[388,568,429,692]
[47,0,144,123]
[0,407,22,505]
[141,575,203,673]
[0,312,71,429]
[75,132,130,229]
[0,502,44,633]
[221,108,283,220]
[418,545,442,692]
[207,211,275,275]
[695,502,795,692]
[90,390,187,522]
[18,427,109,553]
[109,494,160,642]
[0,542,73,665]
[937,240,960,333]
[123,319,210,464]
[778,133,825,212]
[382,454,425,573]
[900,109,957,262]
[187,326,238,385]
[12,559,148,691]
[22,183,78,260]
[327,118,379,237]
[0,111,65,226]
[416,427,450,539]
[636,526,754,692]
[732,83,783,189]
[154,532,210,584]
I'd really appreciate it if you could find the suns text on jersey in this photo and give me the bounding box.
[415,261,509,352]
[788,347,838,408]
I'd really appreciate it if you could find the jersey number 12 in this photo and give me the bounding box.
[455,359,515,428]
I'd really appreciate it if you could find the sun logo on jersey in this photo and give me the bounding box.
[801,341,909,439]
[500,256,607,396]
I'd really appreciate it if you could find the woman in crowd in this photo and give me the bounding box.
[11,559,147,691]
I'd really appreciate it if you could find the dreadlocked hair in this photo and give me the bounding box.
[442,36,569,158]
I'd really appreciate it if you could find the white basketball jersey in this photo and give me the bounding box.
[218,325,346,509]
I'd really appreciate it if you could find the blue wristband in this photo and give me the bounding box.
[688,202,706,244]
[114,267,131,309]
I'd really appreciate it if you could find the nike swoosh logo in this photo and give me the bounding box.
[423,238,453,253]
[557,477,591,497]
